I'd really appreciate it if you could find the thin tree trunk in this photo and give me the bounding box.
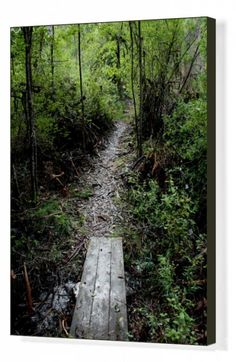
[11,55,15,76]
[78,24,85,150]
[12,164,21,200]
[129,22,139,154]
[138,21,143,157]
[116,23,123,99]
[116,36,122,98]
[143,50,146,82]
[179,44,200,94]
[74,32,78,65]
[50,25,55,97]
[167,34,199,84]
[22,27,37,203]
[33,30,44,70]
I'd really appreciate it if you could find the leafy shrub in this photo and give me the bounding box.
[124,165,206,343]
[164,99,207,161]
[158,255,174,295]
[128,176,197,256]
[164,99,207,230]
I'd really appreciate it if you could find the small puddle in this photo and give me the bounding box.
[32,281,80,335]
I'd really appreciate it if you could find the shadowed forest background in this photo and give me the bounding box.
[11,17,208,344]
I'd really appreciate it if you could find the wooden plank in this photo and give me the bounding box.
[70,237,128,341]
[70,237,100,338]
[108,237,128,340]
[89,237,112,340]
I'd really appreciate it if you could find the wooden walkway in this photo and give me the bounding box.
[70,237,128,341]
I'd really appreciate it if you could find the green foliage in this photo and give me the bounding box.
[164,305,196,344]
[158,255,174,295]
[128,179,160,226]
[124,50,208,341]
[11,198,72,257]
[11,23,122,165]
[30,199,72,236]
[164,98,207,225]
[124,151,206,344]
[128,177,196,254]
[164,99,207,161]
[33,199,59,217]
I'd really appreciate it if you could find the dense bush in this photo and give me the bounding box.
[125,170,206,343]
[122,18,207,344]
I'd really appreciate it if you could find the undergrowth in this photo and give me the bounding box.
[122,171,207,344]
[121,98,207,344]
[11,185,93,336]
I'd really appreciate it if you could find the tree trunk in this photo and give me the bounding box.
[22,27,38,203]
[115,23,124,99]
[143,50,146,82]
[78,24,85,150]
[74,32,78,65]
[50,25,55,97]
[116,36,122,98]
[179,44,200,94]
[11,54,15,76]
[33,30,44,70]
[138,21,143,157]
[129,22,139,155]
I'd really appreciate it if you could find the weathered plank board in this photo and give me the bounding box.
[70,237,100,338]
[89,237,112,340]
[70,237,128,341]
[108,238,128,340]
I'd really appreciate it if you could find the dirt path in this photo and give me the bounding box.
[32,116,133,336]
[77,118,131,237]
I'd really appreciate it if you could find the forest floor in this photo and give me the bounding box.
[11,107,135,337]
